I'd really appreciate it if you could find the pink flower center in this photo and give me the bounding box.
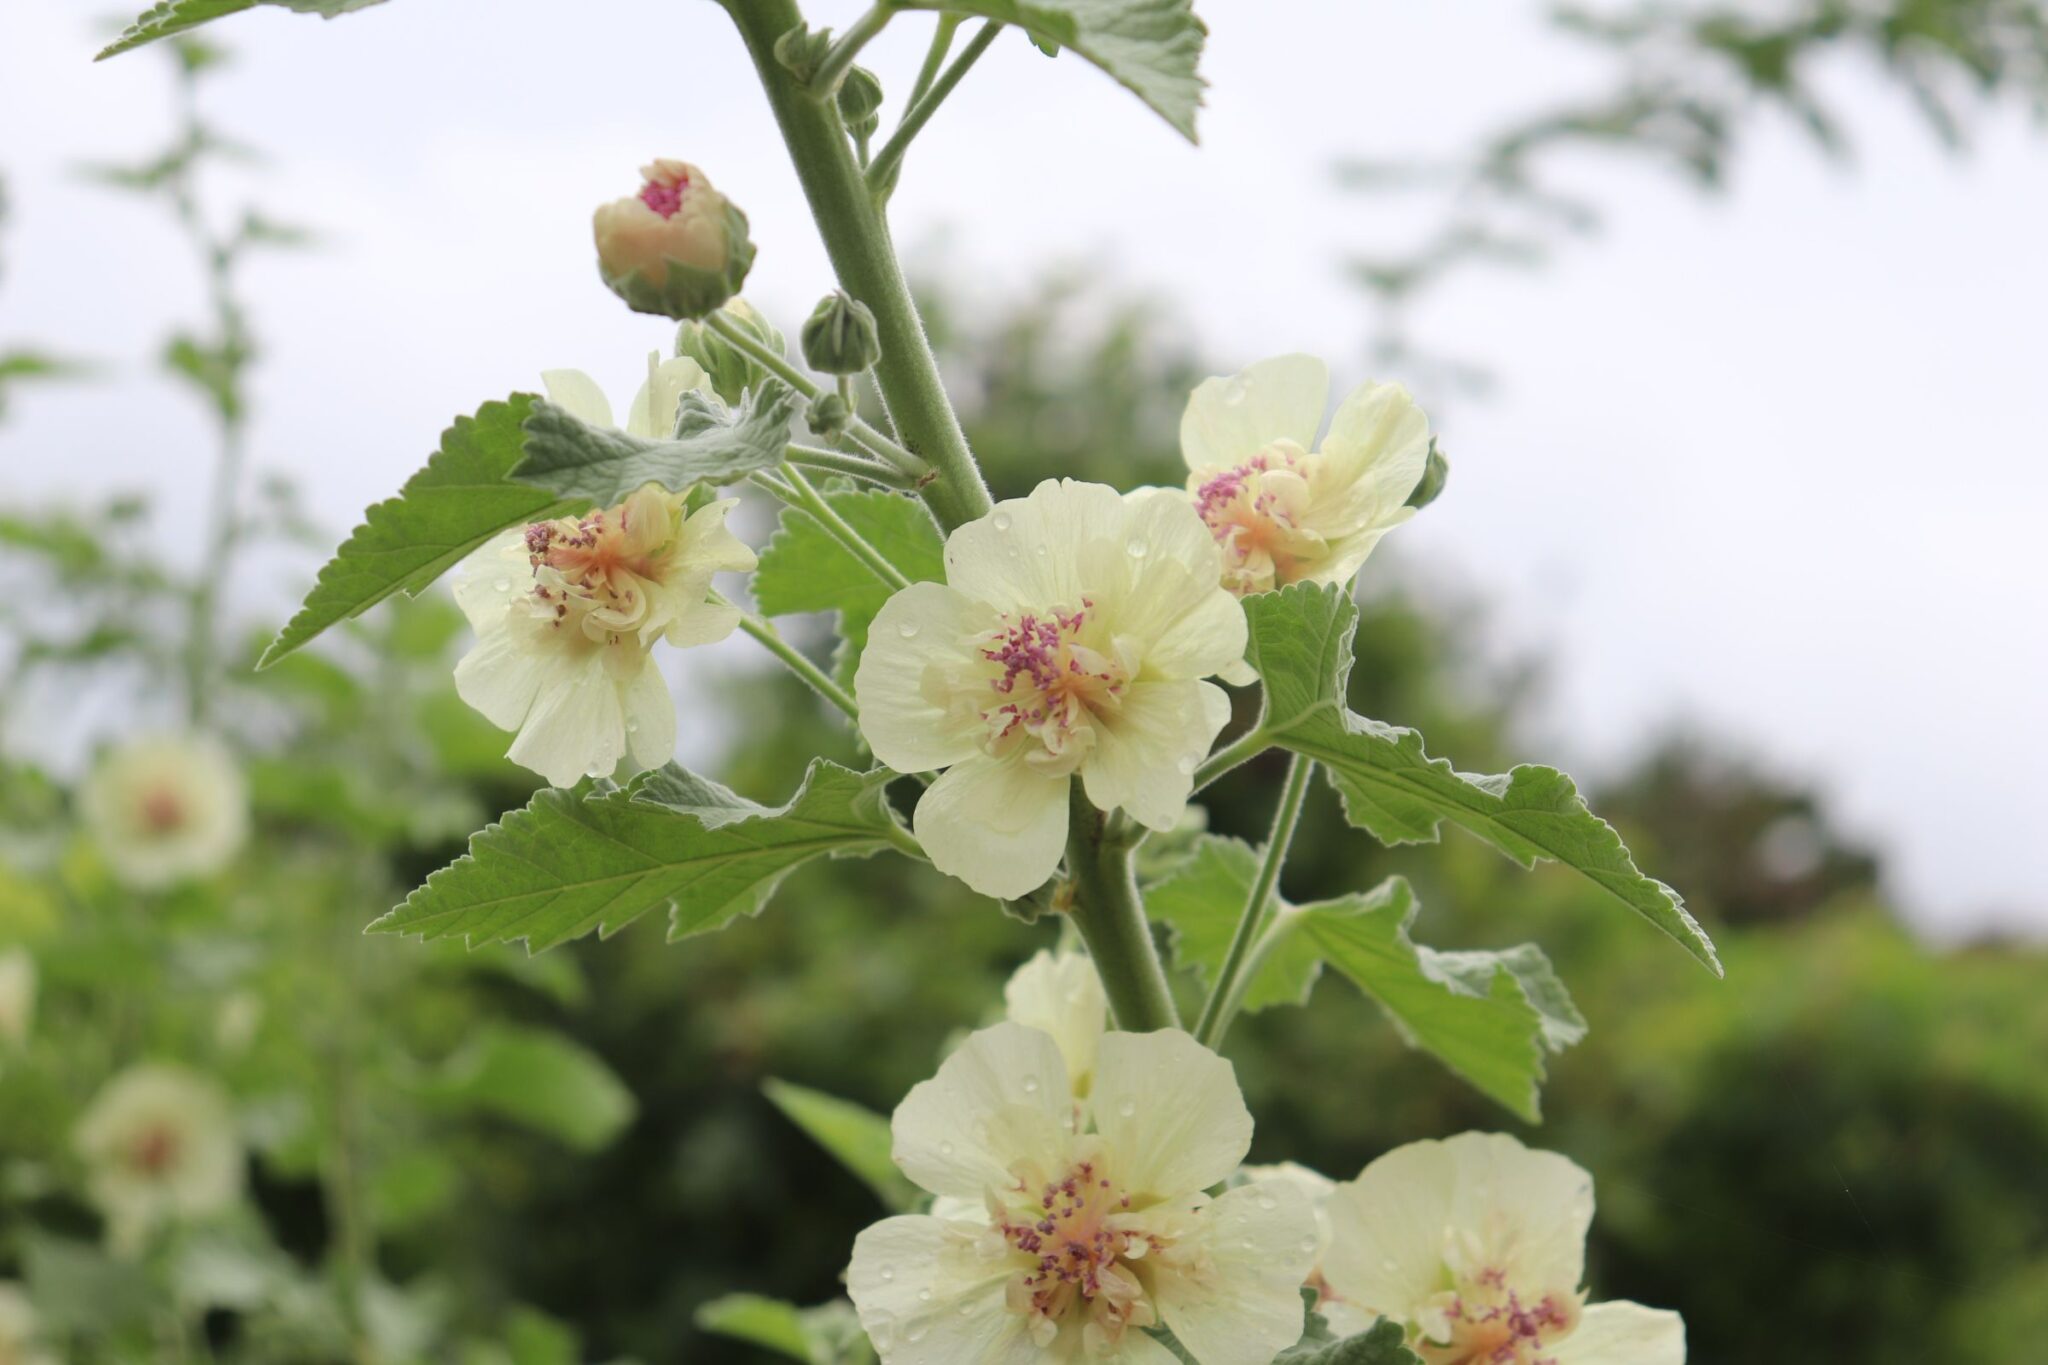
[639,175,687,219]
[138,785,187,835]
[1422,1267,1578,1365]
[128,1123,182,1177]
[996,1160,1152,1347]
[977,602,1125,759]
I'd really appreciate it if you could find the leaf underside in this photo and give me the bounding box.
[511,385,799,505]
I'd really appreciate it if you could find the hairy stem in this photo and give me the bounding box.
[704,308,923,473]
[1194,753,1314,1048]
[1192,722,1271,794]
[1065,788,1181,1032]
[784,441,915,487]
[904,13,962,109]
[721,0,993,532]
[866,21,1004,200]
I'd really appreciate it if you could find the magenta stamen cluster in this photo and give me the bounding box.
[997,1162,1130,1309]
[1443,1268,1572,1365]
[638,175,687,219]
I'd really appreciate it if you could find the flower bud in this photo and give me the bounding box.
[1405,439,1449,510]
[806,391,853,446]
[838,65,885,141]
[675,298,787,406]
[593,160,756,321]
[800,291,882,376]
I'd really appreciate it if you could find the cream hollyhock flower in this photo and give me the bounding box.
[848,1023,1316,1365]
[74,1064,244,1254]
[1322,1133,1686,1365]
[1237,1162,1376,1339]
[1181,355,1432,596]
[1003,949,1107,1099]
[854,480,1247,899]
[79,734,248,891]
[0,948,34,1048]
[0,1282,57,1365]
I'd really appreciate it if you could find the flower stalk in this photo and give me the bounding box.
[866,20,1004,199]
[1195,752,1314,1047]
[724,594,860,721]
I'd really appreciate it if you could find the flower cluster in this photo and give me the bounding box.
[453,363,755,787]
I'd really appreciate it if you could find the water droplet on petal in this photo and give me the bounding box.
[1117,1100,1137,1119]
[918,1288,933,1303]
[1176,754,1198,775]
[1126,537,1149,558]
[992,511,1013,531]
[1222,377,1250,407]
[881,1265,896,1282]
[938,1140,955,1157]
[1256,1194,1277,1211]
[625,717,640,733]
[905,1318,931,1343]
[897,620,921,639]
[1299,1235,1318,1254]
[1381,1258,1399,1274]
[493,576,513,592]
[1035,544,1047,556]
[958,1302,976,1317]
[1021,1074,1040,1095]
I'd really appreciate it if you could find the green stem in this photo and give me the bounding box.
[866,21,1003,200]
[704,308,923,474]
[905,13,962,109]
[721,0,993,532]
[725,595,860,720]
[1192,723,1271,794]
[784,442,914,487]
[754,464,913,590]
[808,3,894,98]
[1065,788,1180,1032]
[1194,753,1313,1048]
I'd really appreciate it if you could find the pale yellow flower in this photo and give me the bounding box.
[75,1065,243,1254]
[79,735,247,890]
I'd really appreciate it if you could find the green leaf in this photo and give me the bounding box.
[899,0,1208,141]
[1243,582,1719,976]
[1275,1317,1422,1365]
[97,0,389,60]
[511,386,798,505]
[424,1024,634,1151]
[1147,836,1585,1122]
[696,1295,875,1365]
[762,1079,920,1212]
[370,759,907,953]
[752,488,946,684]
[258,395,577,670]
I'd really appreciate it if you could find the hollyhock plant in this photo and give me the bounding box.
[847,1022,1316,1365]
[1321,1133,1686,1364]
[79,734,248,891]
[454,483,755,787]
[854,479,1248,899]
[1182,354,1433,596]
[74,1064,244,1255]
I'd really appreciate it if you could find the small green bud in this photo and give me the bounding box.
[774,23,834,82]
[1406,439,1449,510]
[675,299,787,406]
[806,392,853,446]
[593,160,756,321]
[801,291,882,376]
[837,65,885,141]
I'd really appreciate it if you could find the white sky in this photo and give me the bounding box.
[1,1,2043,937]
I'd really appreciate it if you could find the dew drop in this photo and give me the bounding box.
[897,620,922,639]
[881,1265,896,1282]
[493,576,513,592]
[1221,377,1250,407]
[1126,537,1149,558]
[938,1140,955,1157]
[625,717,640,733]
[1035,544,1048,556]
[1021,1074,1040,1095]
[918,1288,933,1303]
[958,1303,976,1317]
[1299,1235,1319,1254]
[905,1318,931,1344]
[1176,754,1198,775]
[992,511,1013,531]
[1381,1258,1399,1274]
[1240,1239,1257,1252]
[1256,1194,1277,1211]
[1117,1100,1137,1119]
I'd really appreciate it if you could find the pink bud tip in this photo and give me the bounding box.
[639,178,686,219]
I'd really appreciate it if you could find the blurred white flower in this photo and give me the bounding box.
[848,1022,1315,1365]
[1322,1132,1686,1365]
[453,483,755,787]
[855,479,1246,899]
[0,948,34,1048]
[1181,354,1431,596]
[79,734,248,891]
[1002,949,1106,1098]
[0,1281,57,1365]
[74,1064,244,1255]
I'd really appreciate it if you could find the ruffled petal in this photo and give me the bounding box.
[1151,1179,1320,1365]
[625,355,711,438]
[1002,950,1106,1097]
[1322,1137,1458,1323]
[1319,379,1431,513]
[943,479,1131,616]
[855,583,995,773]
[1079,680,1226,831]
[540,368,616,429]
[912,755,1070,900]
[890,1022,1072,1201]
[621,658,677,774]
[505,649,632,787]
[847,1215,1040,1365]
[1445,1131,1592,1299]
[1552,1302,1686,1365]
[450,532,533,632]
[1180,354,1329,471]
[1090,1030,1251,1200]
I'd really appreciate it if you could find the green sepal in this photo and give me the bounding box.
[1405,439,1449,510]
[676,299,787,406]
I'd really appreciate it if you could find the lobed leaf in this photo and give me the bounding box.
[762,1079,921,1212]
[257,395,577,670]
[752,488,946,685]
[511,385,799,505]
[1243,582,1720,975]
[1274,1317,1423,1365]
[899,0,1208,141]
[1147,836,1585,1122]
[97,0,388,60]
[371,760,907,953]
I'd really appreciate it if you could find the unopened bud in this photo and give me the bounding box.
[801,292,882,376]
[675,298,787,406]
[838,66,884,141]
[593,159,756,321]
[807,392,853,446]
[1405,439,1449,510]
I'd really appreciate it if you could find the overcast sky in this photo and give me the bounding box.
[2,1,2043,938]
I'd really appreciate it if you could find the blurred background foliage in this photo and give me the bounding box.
[3,3,2046,1363]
